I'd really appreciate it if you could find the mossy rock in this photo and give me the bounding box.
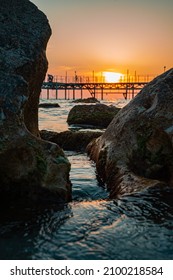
[67,104,120,128]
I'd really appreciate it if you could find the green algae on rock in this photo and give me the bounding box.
[67,103,120,128]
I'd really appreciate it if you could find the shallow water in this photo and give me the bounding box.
[0,99,173,260]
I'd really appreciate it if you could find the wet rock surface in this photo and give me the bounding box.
[72,97,100,103]
[67,103,120,128]
[87,69,173,198]
[0,0,71,203]
[40,130,103,152]
[39,103,60,108]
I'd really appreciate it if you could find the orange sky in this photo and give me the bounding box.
[32,0,173,78]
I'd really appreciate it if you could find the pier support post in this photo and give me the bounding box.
[132,86,135,98]
[126,85,128,100]
[55,84,58,99]
[101,86,104,100]
[80,87,83,99]
[73,88,75,100]
[47,89,49,99]
[65,88,67,100]
[93,86,96,98]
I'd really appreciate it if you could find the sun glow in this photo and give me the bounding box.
[103,72,124,83]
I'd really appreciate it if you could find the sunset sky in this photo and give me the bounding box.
[32,0,173,78]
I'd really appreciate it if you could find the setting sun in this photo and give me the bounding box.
[103,72,124,83]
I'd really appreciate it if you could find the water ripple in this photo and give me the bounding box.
[0,100,173,259]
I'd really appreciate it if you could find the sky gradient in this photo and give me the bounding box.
[31,0,173,78]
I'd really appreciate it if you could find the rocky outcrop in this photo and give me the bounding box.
[67,104,120,128]
[39,103,60,108]
[0,0,71,203]
[40,130,103,152]
[72,97,100,103]
[87,69,173,198]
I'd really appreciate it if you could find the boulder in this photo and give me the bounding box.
[39,103,60,108]
[0,0,71,203]
[67,104,120,128]
[40,130,103,151]
[72,97,100,103]
[87,69,173,198]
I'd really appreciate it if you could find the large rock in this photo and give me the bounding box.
[87,69,173,198]
[39,103,60,108]
[72,97,100,103]
[40,130,103,151]
[67,104,120,128]
[0,0,71,203]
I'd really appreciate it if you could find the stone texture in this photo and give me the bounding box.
[0,0,71,203]
[39,103,60,108]
[72,97,100,103]
[0,0,51,136]
[87,69,173,198]
[67,103,120,128]
[40,130,103,152]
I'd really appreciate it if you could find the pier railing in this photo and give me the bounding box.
[45,74,156,84]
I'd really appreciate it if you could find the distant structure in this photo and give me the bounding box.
[42,73,156,100]
[47,74,54,83]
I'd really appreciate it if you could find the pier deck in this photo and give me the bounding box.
[42,81,148,100]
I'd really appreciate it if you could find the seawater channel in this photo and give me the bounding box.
[0,99,173,260]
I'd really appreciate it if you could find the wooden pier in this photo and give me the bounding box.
[42,81,148,100]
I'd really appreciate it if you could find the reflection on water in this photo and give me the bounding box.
[0,99,173,260]
[0,153,173,260]
[68,152,108,202]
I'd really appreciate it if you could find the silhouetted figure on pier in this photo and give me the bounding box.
[74,74,78,82]
[48,74,53,83]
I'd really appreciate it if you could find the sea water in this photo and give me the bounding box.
[0,99,173,260]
